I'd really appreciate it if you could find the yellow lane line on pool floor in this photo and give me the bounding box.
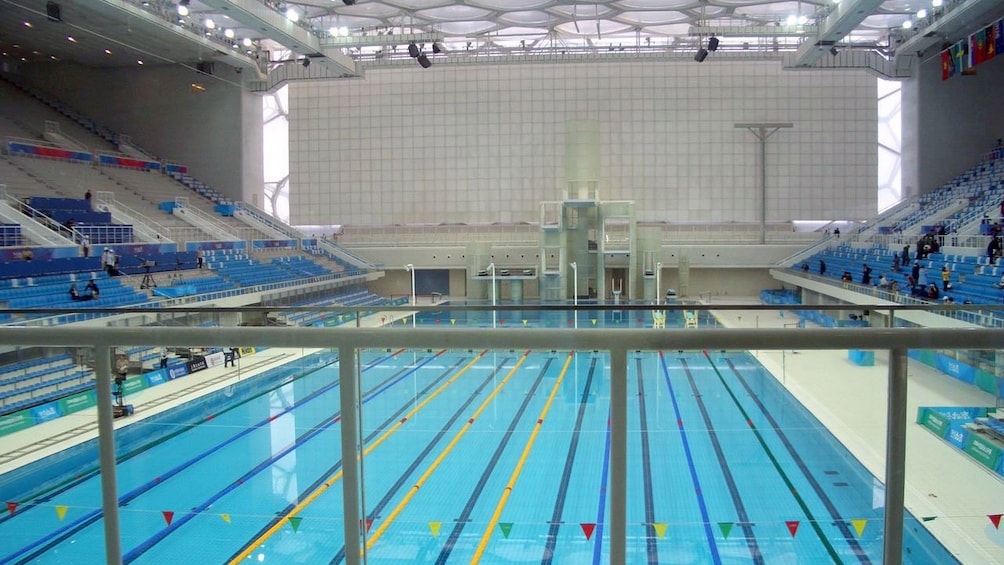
[228,348,487,565]
[470,351,573,564]
[364,350,532,550]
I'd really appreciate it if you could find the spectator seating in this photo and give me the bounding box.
[0,223,22,247]
[0,353,94,416]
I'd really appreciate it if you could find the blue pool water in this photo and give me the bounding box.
[0,346,954,564]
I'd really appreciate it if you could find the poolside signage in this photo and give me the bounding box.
[963,434,1001,470]
[187,357,208,373]
[167,364,189,380]
[31,403,62,424]
[918,408,949,438]
[58,390,96,415]
[0,412,32,436]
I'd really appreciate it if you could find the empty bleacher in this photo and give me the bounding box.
[0,352,95,416]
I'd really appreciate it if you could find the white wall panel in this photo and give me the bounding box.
[289,60,877,226]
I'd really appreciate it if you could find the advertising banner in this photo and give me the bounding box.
[31,403,62,424]
[205,352,225,368]
[145,370,167,387]
[0,412,33,436]
[963,434,1002,470]
[57,390,96,415]
[187,357,208,373]
[166,364,189,380]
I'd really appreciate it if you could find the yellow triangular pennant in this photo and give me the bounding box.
[429,521,442,537]
[653,523,668,538]
[851,519,867,537]
[221,513,231,524]
[55,505,68,521]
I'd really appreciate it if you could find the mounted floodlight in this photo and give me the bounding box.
[694,48,708,62]
[408,42,420,58]
[302,57,310,68]
[829,46,838,56]
[707,37,719,52]
[417,54,431,68]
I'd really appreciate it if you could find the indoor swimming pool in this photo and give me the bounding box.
[0,345,953,564]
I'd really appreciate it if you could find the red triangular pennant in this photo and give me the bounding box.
[366,518,374,532]
[162,511,174,526]
[786,520,800,537]
[6,501,18,516]
[989,514,1002,529]
[580,523,596,540]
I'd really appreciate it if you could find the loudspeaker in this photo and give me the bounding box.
[196,61,214,75]
[417,54,432,68]
[694,48,708,63]
[707,37,719,52]
[46,1,61,22]
[408,43,420,58]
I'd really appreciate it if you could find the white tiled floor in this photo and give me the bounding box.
[1,299,1002,563]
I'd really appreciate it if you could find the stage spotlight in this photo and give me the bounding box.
[707,37,719,52]
[408,42,420,58]
[694,48,708,63]
[417,54,431,68]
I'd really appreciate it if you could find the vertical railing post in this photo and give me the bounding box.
[339,346,363,564]
[95,341,122,564]
[610,347,627,565]
[883,348,908,565]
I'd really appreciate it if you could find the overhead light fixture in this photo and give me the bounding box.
[902,20,913,30]
[243,37,253,47]
[177,0,190,16]
[224,29,234,39]
[932,0,943,6]
[204,18,215,29]
[707,37,719,52]
[694,48,708,63]
[286,9,299,22]
[917,9,927,18]
[408,42,420,58]
[417,54,431,68]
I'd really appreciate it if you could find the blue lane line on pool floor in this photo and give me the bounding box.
[657,351,722,565]
[433,355,555,564]
[328,355,516,565]
[719,355,868,564]
[679,356,764,564]
[590,407,612,565]
[2,351,399,565]
[635,355,661,564]
[255,354,473,565]
[119,352,443,564]
[540,354,598,564]
[0,352,345,527]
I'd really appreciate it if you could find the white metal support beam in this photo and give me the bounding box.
[200,0,357,76]
[791,0,885,68]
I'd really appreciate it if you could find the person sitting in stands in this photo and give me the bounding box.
[841,271,853,282]
[85,279,100,299]
[926,283,940,300]
[801,262,809,272]
[70,283,93,301]
[997,274,1004,289]
[878,274,890,288]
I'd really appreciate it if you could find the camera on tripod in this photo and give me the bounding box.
[139,259,158,289]
[141,259,156,269]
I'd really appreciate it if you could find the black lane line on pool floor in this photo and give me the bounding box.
[327,354,515,565]
[636,355,661,564]
[6,351,402,565]
[700,352,844,563]
[0,351,349,525]
[657,352,722,565]
[118,352,444,565]
[432,354,558,564]
[540,354,599,564]
[720,356,871,564]
[679,356,766,564]
[229,352,477,564]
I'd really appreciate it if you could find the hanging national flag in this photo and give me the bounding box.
[942,49,955,81]
[971,29,987,65]
[995,19,1004,57]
